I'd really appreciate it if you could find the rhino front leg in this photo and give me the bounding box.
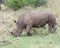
[48,26,52,33]
[26,24,32,36]
[52,23,57,32]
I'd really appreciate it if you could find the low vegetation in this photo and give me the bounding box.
[5,0,47,10]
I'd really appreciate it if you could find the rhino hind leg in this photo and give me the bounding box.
[48,22,57,33]
[52,23,57,32]
[48,22,54,33]
[48,25,53,33]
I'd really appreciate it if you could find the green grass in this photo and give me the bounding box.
[0,27,60,48]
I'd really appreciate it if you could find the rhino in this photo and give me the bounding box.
[11,10,57,37]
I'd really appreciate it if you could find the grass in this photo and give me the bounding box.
[0,11,60,48]
[0,28,60,48]
[0,0,60,48]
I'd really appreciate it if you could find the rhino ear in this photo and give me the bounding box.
[13,20,16,23]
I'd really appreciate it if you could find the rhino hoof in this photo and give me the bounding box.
[27,33,32,36]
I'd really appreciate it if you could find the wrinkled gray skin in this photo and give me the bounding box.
[11,11,57,37]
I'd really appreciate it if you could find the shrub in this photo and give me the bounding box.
[5,0,24,10]
[5,0,47,10]
[35,0,47,7]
